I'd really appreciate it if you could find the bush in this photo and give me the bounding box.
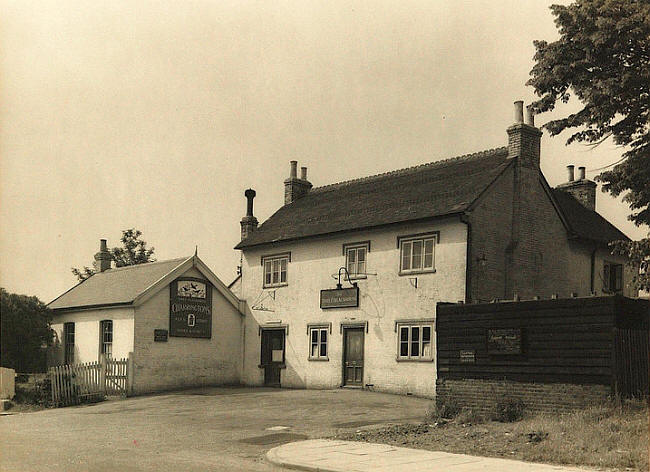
[427,395,461,420]
[456,408,487,425]
[493,397,525,422]
[14,377,52,407]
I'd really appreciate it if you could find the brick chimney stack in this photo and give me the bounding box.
[284,160,312,205]
[93,239,111,272]
[556,165,597,211]
[507,101,542,168]
[240,188,258,240]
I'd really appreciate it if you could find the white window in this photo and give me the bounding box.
[397,323,433,360]
[345,243,368,278]
[64,322,75,365]
[309,327,328,360]
[399,234,436,273]
[100,320,113,358]
[263,254,289,288]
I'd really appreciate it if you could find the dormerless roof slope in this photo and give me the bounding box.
[235,148,629,249]
[236,148,511,248]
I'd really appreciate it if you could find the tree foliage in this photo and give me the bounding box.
[71,228,156,281]
[528,0,650,292]
[1,288,54,372]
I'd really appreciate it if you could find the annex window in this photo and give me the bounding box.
[262,254,289,288]
[397,323,433,361]
[64,322,75,365]
[309,327,329,360]
[344,242,369,279]
[100,320,113,358]
[399,233,437,274]
[603,262,623,293]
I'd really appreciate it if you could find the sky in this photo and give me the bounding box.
[1,0,645,303]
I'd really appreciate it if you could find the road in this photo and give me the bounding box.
[0,387,430,471]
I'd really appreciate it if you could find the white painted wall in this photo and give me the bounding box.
[50,307,134,365]
[239,218,467,397]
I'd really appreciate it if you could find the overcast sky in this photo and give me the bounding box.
[1,0,645,302]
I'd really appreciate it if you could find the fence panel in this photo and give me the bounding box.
[614,328,649,399]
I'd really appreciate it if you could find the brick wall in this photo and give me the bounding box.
[436,378,611,415]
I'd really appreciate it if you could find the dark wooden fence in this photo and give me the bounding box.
[437,295,648,398]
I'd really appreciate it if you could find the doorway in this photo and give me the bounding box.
[343,328,364,386]
[260,329,285,387]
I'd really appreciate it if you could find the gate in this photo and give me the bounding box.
[50,354,132,406]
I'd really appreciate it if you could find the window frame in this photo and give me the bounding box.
[603,261,623,293]
[308,325,330,361]
[261,253,290,288]
[64,322,75,365]
[100,319,113,359]
[396,321,434,362]
[343,242,370,280]
[397,232,438,275]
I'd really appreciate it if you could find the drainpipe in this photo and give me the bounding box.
[590,246,597,294]
[460,212,472,304]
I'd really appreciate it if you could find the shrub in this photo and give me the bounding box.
[427,395,461,420]
[493,397,525,422]
[14,377,52,407]
[456,407,486,425]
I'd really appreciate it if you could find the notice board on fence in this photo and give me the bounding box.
[487,328,522,355]
[169,278,212,338]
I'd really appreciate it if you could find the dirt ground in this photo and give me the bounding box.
[0,387,429,472]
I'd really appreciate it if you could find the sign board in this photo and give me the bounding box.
[487,328,522,354]
[320,287,359,309]
[459,350,475,363]
[154,329,168,342]
[169,278,212,338]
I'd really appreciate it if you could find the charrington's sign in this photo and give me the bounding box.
[169,278,212,338]
[320,286,359,309]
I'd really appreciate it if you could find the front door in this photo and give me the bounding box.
[261,329,285,387]
[343,328,364,386]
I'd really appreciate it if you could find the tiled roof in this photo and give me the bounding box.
[236,148,511,248]
[48,257,190,310]
[551,189,629,243]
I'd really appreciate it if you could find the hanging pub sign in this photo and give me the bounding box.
[169,278,212,338]
[487,328,522,355]
[320,286,359,309]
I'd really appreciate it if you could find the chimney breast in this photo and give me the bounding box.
[284,161,312,205]
[556,166,597,211]
[507,100,542,168]
[94,239,111,272]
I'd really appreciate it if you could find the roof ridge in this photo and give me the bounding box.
[104,256,190,273]
[311,147,508,193]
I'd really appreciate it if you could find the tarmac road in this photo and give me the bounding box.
[0,387,429,472]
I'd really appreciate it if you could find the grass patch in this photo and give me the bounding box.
[335,399,649,471]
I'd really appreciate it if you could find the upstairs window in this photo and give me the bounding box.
[64,322,75,365]
[603,262,623,293]
[262,253,289,288]
[397,322,433,361]
[100,320,113,358]
[399,233,437,274]
[344,242,369,279]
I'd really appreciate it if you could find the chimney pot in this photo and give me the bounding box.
[578,166,586,180]
[290,161,298,179]
[94,238,111,272]
[514,100,524,123]
[525,105,535,126]
[240,189,258,240]
[244,188,256,217]
[100,239,107,251]
[300,167,307,180]
[567,165,575,182]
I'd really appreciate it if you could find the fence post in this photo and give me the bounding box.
[99,354,107,395]
[127,352,134,396]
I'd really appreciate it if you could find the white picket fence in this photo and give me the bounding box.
[49,354,132,407]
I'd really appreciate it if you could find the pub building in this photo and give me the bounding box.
[232,101,634,397]
[48,245,244,395]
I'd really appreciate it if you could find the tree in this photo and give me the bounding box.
[1,288,54,372]
[528,0,650,292]
[71,228,156,281]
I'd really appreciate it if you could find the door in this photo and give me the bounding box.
[343,328,364,386]
[261,329,285,387]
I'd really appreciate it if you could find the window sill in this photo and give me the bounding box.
[396,357,434,363]
[263,283,288,289]
[258,363,287,369]
[308,357,329,362]
[398,269,436,276]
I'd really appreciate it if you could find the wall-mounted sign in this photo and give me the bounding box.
[460,350,475,363]
[320,287,359,309]
[154,329,168,342]
[170,278,212,338]
[487,328,522,354]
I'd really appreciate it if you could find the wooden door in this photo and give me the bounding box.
[261,329,284,387]
[343,328,364,386]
